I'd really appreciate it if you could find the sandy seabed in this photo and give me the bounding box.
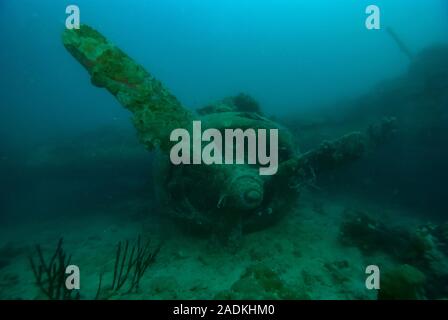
[0,188,420,300]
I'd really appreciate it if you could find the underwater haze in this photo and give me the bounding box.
[0,0,448,300]
[2,0,448,145]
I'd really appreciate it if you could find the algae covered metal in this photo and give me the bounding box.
[63,25,395,242]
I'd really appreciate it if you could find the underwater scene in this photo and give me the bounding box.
[1,0,448,301]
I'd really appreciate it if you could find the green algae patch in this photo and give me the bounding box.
[62,25,192,152]
[215,264,309,300]
[379,264,426,300]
